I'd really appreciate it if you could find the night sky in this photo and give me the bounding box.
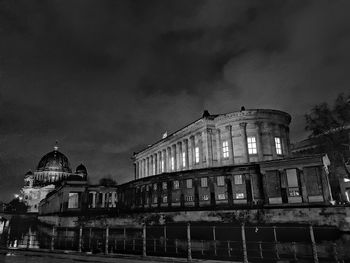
[1,0,349,201]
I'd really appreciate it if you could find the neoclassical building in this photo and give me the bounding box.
[134,109,291,179]
[21,144,88,212]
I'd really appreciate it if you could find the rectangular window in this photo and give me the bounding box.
[153,196,158,204]
[217,193,226,200]
[201,194,209,201]
[162,182,167,190]
[286,169,300,196]
[236,193,244,199]
[247,136,257,155]
[171,157,175,171]
[201,177,208,187]
[275,137,282,155]
[217,176,225,186]
[153,183,157,191]
[161,160,164,173]
[173,180,180,189]
[182,152,186,168]
[234,174,243,185]
[162,195,168,203]
[68,193,80,209]
[222,141,229,158]
[185,196,193,202]
[195,147,200,163]
[186,179,193,188]
[153,162,156,175]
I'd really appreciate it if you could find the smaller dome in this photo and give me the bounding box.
[76,163,87,175]
[25,170,33,176]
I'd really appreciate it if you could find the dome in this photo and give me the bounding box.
[36,148,72,173]
[76,163,87,175]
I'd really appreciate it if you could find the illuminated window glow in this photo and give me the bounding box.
[275,137,282,155]
[247,137,257,155]
[186,179,193,188]
[195,147,200,163]
[171,157,175,171]
[173,180,180,189]
[217,176,225,186]
[222,141,229,158]
[201,177,208,187]
[234,174,243,185]
[182,152,186,168]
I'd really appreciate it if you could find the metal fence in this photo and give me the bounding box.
[3,224,349,262]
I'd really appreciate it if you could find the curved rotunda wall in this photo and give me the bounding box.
[134,109,292,179]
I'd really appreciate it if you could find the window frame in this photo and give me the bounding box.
[195,147,200,163]
[247,136,257,155]
[222,141,229,158]
[275,137,283,155]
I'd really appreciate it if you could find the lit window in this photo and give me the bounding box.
[186,179,193,188]
[153,162,156,175]
[182,152,186,168]
[68,193,80,209]
[195,147,200,163]
[286,169,300,196]
[173,180,180,189]
[162,182,167,190]
[234,175,243,185]
[222,141,229,158]
[162,195,168,203]
[275,137,282,155]
[236,193,244,199]
[217,193,226,200]
[217,176,225,186]
[185,196,193,202]
[247,137,257,155]
[201,177,208,187]
[171,157,175,171]
[161,160,164,173]
[153,183,157,191]
[201,195,209,201]
[153,197,158,203]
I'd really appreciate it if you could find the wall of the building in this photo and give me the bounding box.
[134,109,291,180]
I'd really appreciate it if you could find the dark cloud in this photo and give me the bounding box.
[0,0,349,201]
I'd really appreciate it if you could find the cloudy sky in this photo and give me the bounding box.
[0,0,349,201]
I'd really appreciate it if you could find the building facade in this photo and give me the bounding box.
[133,109,291,180]
[38,108,333,216]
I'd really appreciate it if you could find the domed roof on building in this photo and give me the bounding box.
[36,145,72,173]
[76,163,87,175]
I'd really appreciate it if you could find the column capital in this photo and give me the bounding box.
[225,125,232,131]
[239,122,247,129]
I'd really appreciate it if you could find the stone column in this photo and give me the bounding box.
[167,147,172,172]
[158,152,162,174]
[147,157,150,177]
[240,122,249,163]
[177,142,182,170]
[269,123,277,158]
[204,128,214,167]
[226,125,235,165]
[255,121,264,161]
[197,132,203,166]
[92,192,96,208]
[151,156,154,176]
[135,161,139,179]
[216,129,222,166]
[279,124,288,157]
[188,136,195,169]
[172,144,177,171]
[155,154,158,174]
[183,139,189,169]
[162,149,167,173]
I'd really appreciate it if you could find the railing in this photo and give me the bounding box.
[3,224,349,262]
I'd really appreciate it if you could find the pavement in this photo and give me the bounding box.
[0,248,242,263]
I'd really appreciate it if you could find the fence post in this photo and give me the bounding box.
[123,227,126,251]
[187,223,192,262]
[27,226,31,249]
[78,226,83,252]
[309,225,319,263]
[164,225,167,253]
[143,224,147,257]
[333,243,339,263]
[273,226,280,260]
[212,226,217,256]
[51,226,55,250]
[7,225,11,247]
[89,228,92,251]
[105,226,109,254]
[241,223,248,263]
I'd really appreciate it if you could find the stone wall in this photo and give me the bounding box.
[38,206,350,231]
